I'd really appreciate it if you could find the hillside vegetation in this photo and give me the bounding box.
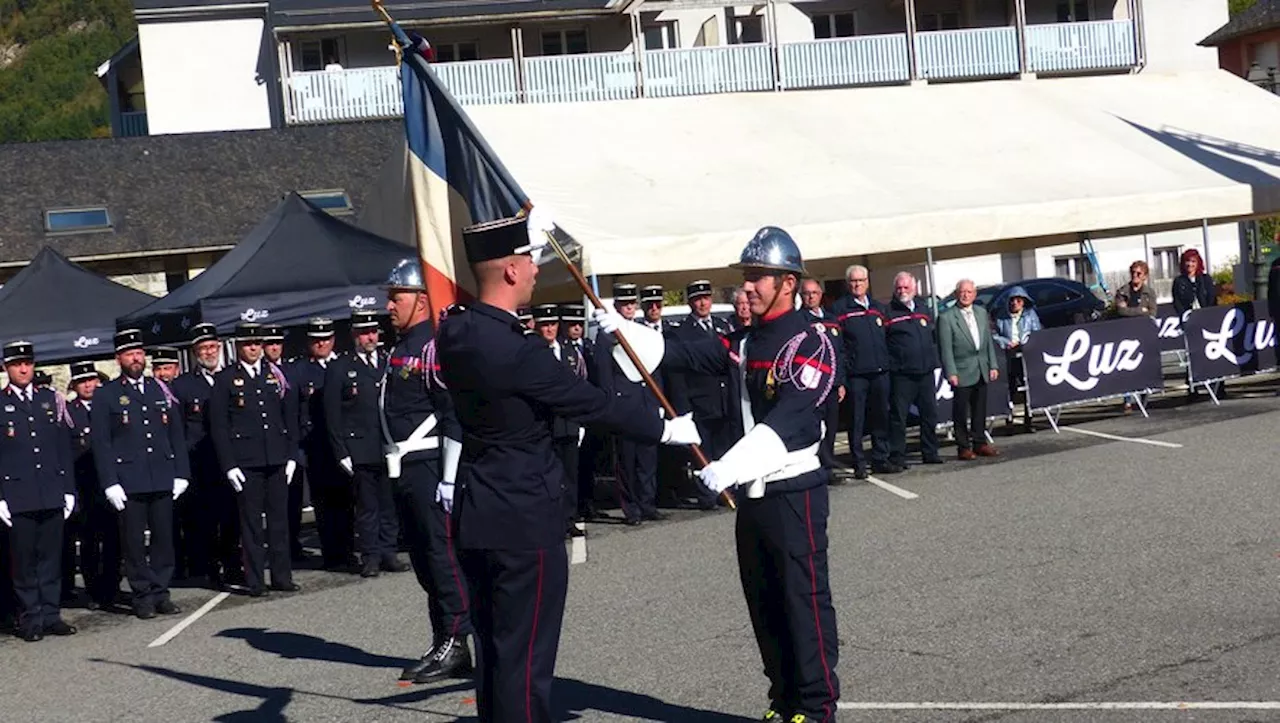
[0,0,135,143]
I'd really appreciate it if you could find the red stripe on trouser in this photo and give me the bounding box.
[525,549,545,723]
[804,490,838,722]
[444,514,469,638]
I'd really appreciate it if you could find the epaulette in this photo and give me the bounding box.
[667,319,682,329]
[443,303,468,320]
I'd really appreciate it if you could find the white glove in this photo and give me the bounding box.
[286,460,297,485]
[435,480,455,514]
[592,307,623,335]
[696,461,736,494]
[577,428,585,447]
[660,413,702,446]
[442,438,462,489]
[104,484,127,511]
[173,478,189,500]
[524,204,555,263]
[63,494,76,520]
[339,457,354,476]
[0,500,9,527]
[226,467,245,493]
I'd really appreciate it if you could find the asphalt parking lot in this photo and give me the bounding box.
[2,378,1279,723]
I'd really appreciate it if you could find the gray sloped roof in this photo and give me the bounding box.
[1200,1,1280,47]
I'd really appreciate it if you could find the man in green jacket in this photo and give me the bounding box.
[938,279,1001,460]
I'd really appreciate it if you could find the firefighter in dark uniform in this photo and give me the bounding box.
[151,346,180,384]
[147,345,195,583]
[667,279,736,510]
[688,228,842,723]
[91,330,190,619]
[800,279,844,477]
[262,323,306,562]
[209,323,301,597]
[562,304,601,523]
[0,341,77,641]
[595,282,665,526]
[325,310,409,578]
[886,275,944,468]
[290,318,355,571]
[532,304,587,538]
[170,322,242,591]
[641,285,685,508]
[381,259,473,684]
[435,214,701,723]
[831,267,899,478]
[64,361,121,610]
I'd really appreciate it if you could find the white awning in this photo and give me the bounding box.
[465,69,1280,277]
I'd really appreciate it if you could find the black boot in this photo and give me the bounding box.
[400,643,439,681]
[412,636,473,683]
[361,557,381,578]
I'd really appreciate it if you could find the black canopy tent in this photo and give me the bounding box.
[0,246,156,364]
[121,193,413,346]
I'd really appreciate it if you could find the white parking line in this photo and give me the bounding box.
[570,528,587,565]
[1060,426,1183,449]
[839,701,1280,711]
[147,592,231,648]
[864,475,919,500]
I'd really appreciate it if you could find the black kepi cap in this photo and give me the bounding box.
[307,318,335,338]
[69,360,97,383]
[686,279,713,299]
[640,285,663,304]
[612,283,637,302]
[151,346,180,366]
[462,216,531,264]
[262,324,284,343]
[516,307,533,322]
[560,304,586,323]
[114,329,145,354]
[189,322,218,346]
[532,304,560,323]
[235,323,265,342]
[350,310,380,330]
[2,341,33,364]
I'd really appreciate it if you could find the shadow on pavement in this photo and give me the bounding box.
[215,627,414,670]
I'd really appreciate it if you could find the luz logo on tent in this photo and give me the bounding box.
[241,308,270,322]
[348,295,377,310]
[1042,328,1144,392]
[73,336,100,349]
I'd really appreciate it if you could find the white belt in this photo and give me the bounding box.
[383,413,439,479]
[740,441,821,498]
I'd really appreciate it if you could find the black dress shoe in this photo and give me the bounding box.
[641,511,668,522]
[623,518,642,527]
[270,582,301,593]
[247,587,269,598]
[400,645,439,681]
[156,600,182,615]
[412,637,473,683]
[361,558,381,578]
[19,628,42,642]
[45,620,77,636]
[853,467,868,480]
[380,557,410,573]
[922,456,945,465]
[134,606,156,620]
[873,462,904,474]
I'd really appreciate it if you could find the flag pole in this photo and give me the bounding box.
[540,229,735,511]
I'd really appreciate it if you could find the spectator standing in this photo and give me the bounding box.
[938,280,1001,460]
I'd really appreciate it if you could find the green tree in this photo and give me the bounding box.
[1229,0,1258,16]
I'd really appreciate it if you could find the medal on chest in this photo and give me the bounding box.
[764,366,777,400]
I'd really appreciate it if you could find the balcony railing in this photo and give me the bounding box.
[119,111,148,137]
[284,19,1137,125]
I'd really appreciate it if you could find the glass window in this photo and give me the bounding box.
[300,190,353,216]
[300,38,343,71]
[813,13,856,39]
[643,22,678,50]
[542,29,589,55]
[45,207,112,234]
[436,42,480,63]
[1056,0,1091,22]
[1151,247,1180,279]
[1032,282,1074,307]
[736,16,764,44]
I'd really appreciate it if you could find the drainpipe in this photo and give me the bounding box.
[904,0,922,83]
[630,11,646,98]
[511,25,527,102]
[766,0,783,91]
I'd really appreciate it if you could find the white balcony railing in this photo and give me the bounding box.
[644,44,773,98]
[1026,20,1137,74]
[781,33,909,89]
[916,26,1020,80]
[283,19,1137,124]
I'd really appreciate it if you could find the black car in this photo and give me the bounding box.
[940,277,1107,328]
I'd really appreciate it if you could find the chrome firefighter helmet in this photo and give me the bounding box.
[384,258,426,292]
[730,226,806,276]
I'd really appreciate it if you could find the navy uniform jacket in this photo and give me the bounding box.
[209,362,299,472]
[324,351,385,467]
[667,313,734,421]
[831,295,891,378]
[91,376,190,494]
[383,320,459,467]
[67,398,96,492]
[885,297,940,375]
[565,337,595,383]
[170,368,220,473]
[548,340,586,441]
[0,386,73,513]
[437,302,665,550]
[289,357,336,467]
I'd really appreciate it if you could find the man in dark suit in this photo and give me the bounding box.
[831,264,899,477]
[64,361,121,610]
[325,310,408,578]
[561,304,600,523]
[209,323,301,597]
[938,279,1001,460]
[91,330,190,619]
[532,304,588,537]
[0,341,77,641]
[885,273,944,467]
[799,278,844,476]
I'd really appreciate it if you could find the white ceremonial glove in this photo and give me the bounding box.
[696,461,736,494]
[63,494,76,520]
[524,204,555,263]
[173,478,189,500]
[339,457,354,476]
[0,500,9,527]
[660,413,702,446]
[577,428,585,448]
[286,460,297,485]
[226,467,245,493]
[435,480,455,514]
[592,307,623,335]
[104,484,128,512]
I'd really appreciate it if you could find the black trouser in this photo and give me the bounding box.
[553,438,579,527]
[847,372,890,470]
[889,372,940,464]
[60,497,85,600]
[353,463,398,561]
[575,431,602,518]
[202,470,243,585]
[119,490,175,611]
[819,396,841,470]
[309,461,355,567]
[736,486,840,721]
[11,509,64,632]
[237,465,291,590]
[288,467,306,559]
[460,545,568,723]
[172,485,203,580]
[0,524,14,623]
[953,380,989,452]
[395,460,472,644]
[614,437,657,521]
[79,490,121,606]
